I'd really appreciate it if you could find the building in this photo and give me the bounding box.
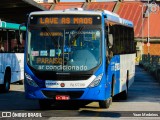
[34,0,54,3]
[37,0,160,58]
[0,0,46,23]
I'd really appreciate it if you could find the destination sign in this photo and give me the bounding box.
[40,32,63,36]
[30,15,101,25]
[39,17,93,25]
[36,57,62,65]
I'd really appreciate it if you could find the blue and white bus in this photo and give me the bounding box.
[24,8,135,109]
[0,20,26,93]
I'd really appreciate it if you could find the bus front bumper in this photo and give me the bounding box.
[24,83,110,101]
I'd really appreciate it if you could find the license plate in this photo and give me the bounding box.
[56,95,70,100]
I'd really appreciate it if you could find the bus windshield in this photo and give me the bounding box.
[27,26,101,72]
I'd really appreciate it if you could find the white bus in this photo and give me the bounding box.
[0,20,26,93]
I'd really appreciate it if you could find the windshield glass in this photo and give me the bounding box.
[27,26,101,72]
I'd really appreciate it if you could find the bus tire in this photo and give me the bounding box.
[39,99,52,109]
[99,97,112,109]
[2,69,11,93]
[99,75,115,108]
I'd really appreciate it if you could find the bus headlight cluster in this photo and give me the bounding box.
[25,73,38,87]
[88,74,103,88]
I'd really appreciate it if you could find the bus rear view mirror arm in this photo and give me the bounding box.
[19,23,26,45]
[108,34,113,48]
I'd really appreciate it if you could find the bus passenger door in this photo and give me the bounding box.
[0,29,7,84]
[9,30,24,83]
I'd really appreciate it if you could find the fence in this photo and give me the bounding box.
[140,54,160,83]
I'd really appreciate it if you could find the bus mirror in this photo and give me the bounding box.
[108,34,113,48]
[19,23,26,44]
[19,33,23,45]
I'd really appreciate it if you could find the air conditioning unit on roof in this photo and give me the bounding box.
[103,10,119,17]
[65,8,84,11]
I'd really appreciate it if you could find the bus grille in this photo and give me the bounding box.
[42,90,84,99]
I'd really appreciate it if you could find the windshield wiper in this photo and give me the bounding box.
[70,26,85,46]
[42,24,59,47]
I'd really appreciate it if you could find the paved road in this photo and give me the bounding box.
[0,66,160,119]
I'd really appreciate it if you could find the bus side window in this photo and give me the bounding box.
[11,30,25,53]
[0,44,4,52]
[0,31,4,52]
[0,30,8,52]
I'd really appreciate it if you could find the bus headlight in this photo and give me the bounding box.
[25,73,38,87]
[88,74,103,88]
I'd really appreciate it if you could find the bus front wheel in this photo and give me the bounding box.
[99,97,112,108]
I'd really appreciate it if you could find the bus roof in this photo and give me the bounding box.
[0,20,26,31]
[29,8,133,28]
[103,10,133,27]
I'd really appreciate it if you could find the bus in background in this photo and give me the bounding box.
[0,20,26,93]
[24,8,135,109]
